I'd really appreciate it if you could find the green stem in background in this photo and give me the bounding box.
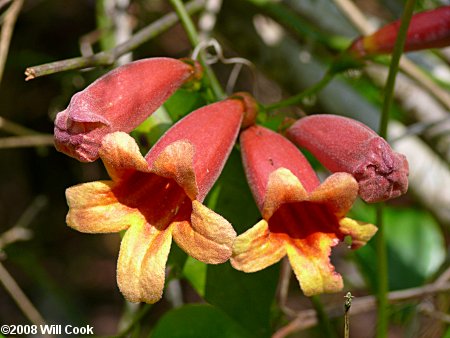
[376,0,416,337]
[310,295,338,338]
[169,0,225,100]
[96,0,115,51]
[375,204,388,338]
[115,304,152,338]
[264,71,335,111]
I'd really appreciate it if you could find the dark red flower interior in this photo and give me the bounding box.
[113,172,192,230]
[268,201,342,241]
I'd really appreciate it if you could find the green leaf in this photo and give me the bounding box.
[350,202,446,291]
[151,304,250,338]
[131,106,173,154]
[167,242,188,277]
[443,326,450,338]
[182,256,207,297]
[205,263,279,338]
[163,89,206,122]
[205,148,260,234]
[384,207,445,289]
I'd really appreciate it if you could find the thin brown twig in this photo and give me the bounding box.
[277,258,297,317]
[0,196,48,330]
[0,116,42,136]
[0,0,12,12]
[435,265,450,286]
[0,134,54,148]
[24,0,205,80]
[0,0,23,83]
[0,227,32,250]
[0,262,47,326]
[273,281,450,338]
[0,195,47,251]
[418,302,450,323]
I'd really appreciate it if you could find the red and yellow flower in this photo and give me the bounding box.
[231,125,377,296]
[65,96,255,303]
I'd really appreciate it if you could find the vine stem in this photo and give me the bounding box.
[0,0,23,83]
[376,1,416,337]
[169,0,224,100]
[24,0,205,80]
[264,71,334,111]
[310,295,338,338]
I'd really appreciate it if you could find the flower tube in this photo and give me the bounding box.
[286,114,409,203]
[65,94,255,303]
[231,125,377,296]
[348,6,450,57]
[55,57,202,162]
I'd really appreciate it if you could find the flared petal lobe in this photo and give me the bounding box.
[55,58,199,162]
[349,6,450,57]
[65,180,143,233]
[231,219,286,272]
[287,115,409,203]
[172,201,236,264]
[233,125,377,296]
[117,221,173,304]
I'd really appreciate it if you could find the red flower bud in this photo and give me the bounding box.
[54,57,201,162]
[286,115,409,203]
[349,6,450,57]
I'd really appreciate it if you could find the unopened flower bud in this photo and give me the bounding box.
[54,57,200,162]
[349,6,450,57]
[286,115,409,203]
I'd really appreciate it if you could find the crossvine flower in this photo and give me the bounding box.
[65,96,255,303]
[231,125,377,296]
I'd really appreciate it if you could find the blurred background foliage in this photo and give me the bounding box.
[0,0,449,337]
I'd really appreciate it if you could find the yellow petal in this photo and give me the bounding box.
[117,222,173,303]
[262,168,308,220]
[66,181,142,233]
[339,217,378,249]
[231,220,286,272]
[172,200,236,264]
[99,132,150,181]
[151,140,199,200]
[286,234,343,296]
[309,173,358,217]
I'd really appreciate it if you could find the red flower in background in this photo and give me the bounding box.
[231,126,377,296]
[286,114,409,203]
[348,6,450,57]
[54,57,202,162]
[65,95,255,303]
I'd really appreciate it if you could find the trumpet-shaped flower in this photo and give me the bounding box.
[231,125,377,296]
[348,6,450,57]
[286,114,409,203]
[55,57,201,162]
[65,96,255,303]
